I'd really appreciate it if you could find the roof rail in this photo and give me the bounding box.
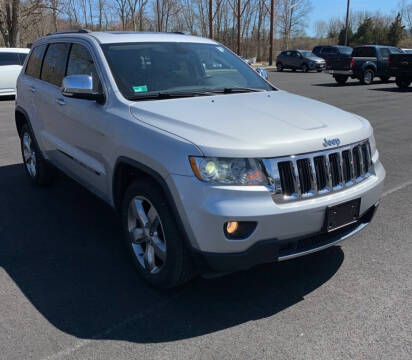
[46,29,91,36]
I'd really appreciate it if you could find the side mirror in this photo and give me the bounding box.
[62,75,105,103]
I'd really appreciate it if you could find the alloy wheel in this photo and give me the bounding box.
[127,196,167,274]
[22,132,37,178]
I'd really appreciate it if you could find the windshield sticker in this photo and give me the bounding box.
[133,85,148,93]
[216,46,224,53]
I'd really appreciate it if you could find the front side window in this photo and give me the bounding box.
[0,52,21,66]
[67,43,101,91]
[102,42,272,100]
[380,48,390,58]
[26,45,47,78]
[41,43,70,86]
[389,47,402,54]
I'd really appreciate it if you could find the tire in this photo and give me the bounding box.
[20,123,54,186]
[395,77,411,89]
[379,76,390,83]
[301,64,309,73]
[292,68,296,72]
[334,75,348,85]
[360,69,374,85]
[276,62,283,72]
[121,180,195,288]
[317,69,322,72]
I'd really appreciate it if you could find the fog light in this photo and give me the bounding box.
[226,221,239,234]
[223,221,257,240]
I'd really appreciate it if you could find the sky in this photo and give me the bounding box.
[308,0,401,35]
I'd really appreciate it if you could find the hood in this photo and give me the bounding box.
[130,90,372,158]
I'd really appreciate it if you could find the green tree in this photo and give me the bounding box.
[387,13,406,46]
[354,17,374,44]
[338,26,353,45]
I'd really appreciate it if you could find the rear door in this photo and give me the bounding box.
[0,52,23,94]
[41,42,110,198]
[18,45,48,149]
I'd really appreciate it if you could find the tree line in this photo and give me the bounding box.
[1,0,411,64]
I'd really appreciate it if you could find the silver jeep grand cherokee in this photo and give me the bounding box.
[16,30,385,288]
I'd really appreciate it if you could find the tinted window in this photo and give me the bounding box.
[18,53,28,64]
[67,43,101,91]
[313,47,321,54]
[41,43,70,86]
[353,47,376,57]
[0,52,21,66]
[26,45,47,78]
[380,48,390,58]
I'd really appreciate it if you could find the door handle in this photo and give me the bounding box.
[55,98,66,106]
[30,86,36,93]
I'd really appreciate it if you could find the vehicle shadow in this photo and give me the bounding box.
[0,163,344,343]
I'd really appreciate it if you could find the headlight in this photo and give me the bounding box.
[189,157,268,185]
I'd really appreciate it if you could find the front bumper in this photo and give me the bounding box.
[193,204,378,273]
[311,62,325,69]
[168,160,385,272]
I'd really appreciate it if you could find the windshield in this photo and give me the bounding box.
[101,42,272,100]
[338,46,353,55]
[300,51,317,58]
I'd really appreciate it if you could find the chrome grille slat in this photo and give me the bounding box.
[309,158,318,194]
[262,140,374,204]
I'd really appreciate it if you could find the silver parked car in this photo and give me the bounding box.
[16,31,385,288]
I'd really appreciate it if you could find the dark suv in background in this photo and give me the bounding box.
[313,45,353,60]
[276,50,325,72]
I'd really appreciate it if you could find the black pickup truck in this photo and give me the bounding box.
[325,45,403,85]
[389,53,412,88]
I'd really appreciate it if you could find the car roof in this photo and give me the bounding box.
[0,48,30,53]
[41,31,217,45]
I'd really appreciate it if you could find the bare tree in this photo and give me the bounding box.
[277,0,312,49]
[314,20,327,38]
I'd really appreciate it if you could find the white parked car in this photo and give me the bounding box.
[0,48,30,96]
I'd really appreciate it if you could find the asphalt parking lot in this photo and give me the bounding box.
[0,72,411,360]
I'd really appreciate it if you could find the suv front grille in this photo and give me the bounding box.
[262,140,374,203]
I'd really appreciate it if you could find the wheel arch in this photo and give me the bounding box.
[112,156,195,252]
[362,62,376,73]
[15,106,31,138]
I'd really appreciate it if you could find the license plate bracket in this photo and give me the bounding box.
[325,198,361,232]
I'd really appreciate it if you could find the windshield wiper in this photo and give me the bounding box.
[208,87,266,94]
[128,91,212,101]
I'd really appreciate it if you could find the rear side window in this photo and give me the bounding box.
[353,47,376,57]
[66,43,101,91]
[0,52,21,66]
[26,45,47,78]
[41,43,70,86]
